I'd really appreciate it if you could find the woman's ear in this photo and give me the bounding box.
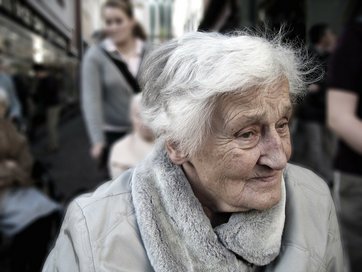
[165,141,188,165]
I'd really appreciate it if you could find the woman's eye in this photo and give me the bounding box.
[105,18,123,26]
[279,123,288,128]
[235,129,258,141]
[240,131,254,139]
[277,121,290,133]
[235,128,260,148]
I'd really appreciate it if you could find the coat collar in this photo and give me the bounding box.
[131,145,285,271]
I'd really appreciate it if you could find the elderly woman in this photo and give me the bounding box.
[44,32,343,271]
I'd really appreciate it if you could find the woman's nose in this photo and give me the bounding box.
[257,130,288,170]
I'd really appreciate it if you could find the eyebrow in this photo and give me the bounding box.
[280,104,293,117]
[225,103,293,128]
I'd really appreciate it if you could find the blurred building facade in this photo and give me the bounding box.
[0,0,79,103]
[83,0,344,45]
[172,0,204,37]
[81,0,106,44]
[81,0,205,44]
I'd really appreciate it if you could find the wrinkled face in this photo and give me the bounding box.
[186,81,292,212]
[103,7,134,44]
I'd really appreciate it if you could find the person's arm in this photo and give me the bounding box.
[327,89,362,154]
[81,48,106,159]
[42,201,95,272]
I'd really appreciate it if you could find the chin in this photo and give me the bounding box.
[250,193,281,211]
[231,191,282,212]
[112,34,132,44]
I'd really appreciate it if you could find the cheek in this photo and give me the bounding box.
[213,144,261,180]
[106,22,126,36]
[113,24,125,35]
[282,135,292,160]
[229,149,261,177]
[104,25,113,35]
[118,21,133,33]
[194,138,261,185]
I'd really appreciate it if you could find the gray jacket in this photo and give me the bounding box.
[81,42,151,145]
[43,164,343,271]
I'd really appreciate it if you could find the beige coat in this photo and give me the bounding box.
[43,164,343,272]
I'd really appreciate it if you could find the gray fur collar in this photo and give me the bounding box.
[131,146,285,272]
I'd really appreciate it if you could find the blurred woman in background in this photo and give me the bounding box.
[81,0,150,173]
[0,88,60,272]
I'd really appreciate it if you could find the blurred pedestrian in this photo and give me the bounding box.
[0,56,22,124]
[33,64,62,152]
[292,23,337,184]
[81,0,151,173]
[0,88,60,272]
[108,94,154,179]
[327,3,362,271]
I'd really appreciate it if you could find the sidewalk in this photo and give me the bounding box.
[31,113,106,200]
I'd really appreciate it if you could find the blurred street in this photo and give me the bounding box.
[31,112,104,200]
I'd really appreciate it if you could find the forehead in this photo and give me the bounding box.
[216,81,291,125]
[103,6,128,18]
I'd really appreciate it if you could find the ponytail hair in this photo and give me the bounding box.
[134,21,147,41]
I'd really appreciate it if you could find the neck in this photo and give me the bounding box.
[115,37,136,56]
[203,205,231,227]
[182,163,214,213]
[182,162,229,225]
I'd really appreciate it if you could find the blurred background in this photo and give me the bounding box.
[0,0,360,271]
[0,0,350,194]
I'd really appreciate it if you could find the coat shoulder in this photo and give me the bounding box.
[44,169,153,271]
[83,44,105,63]
[284,163,331,197]
[74,169,133,213]
[71,169,136,243]
[272,164,342,272]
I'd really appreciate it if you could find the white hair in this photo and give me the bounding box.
[140,31,310,157]
[0,87,9,106]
